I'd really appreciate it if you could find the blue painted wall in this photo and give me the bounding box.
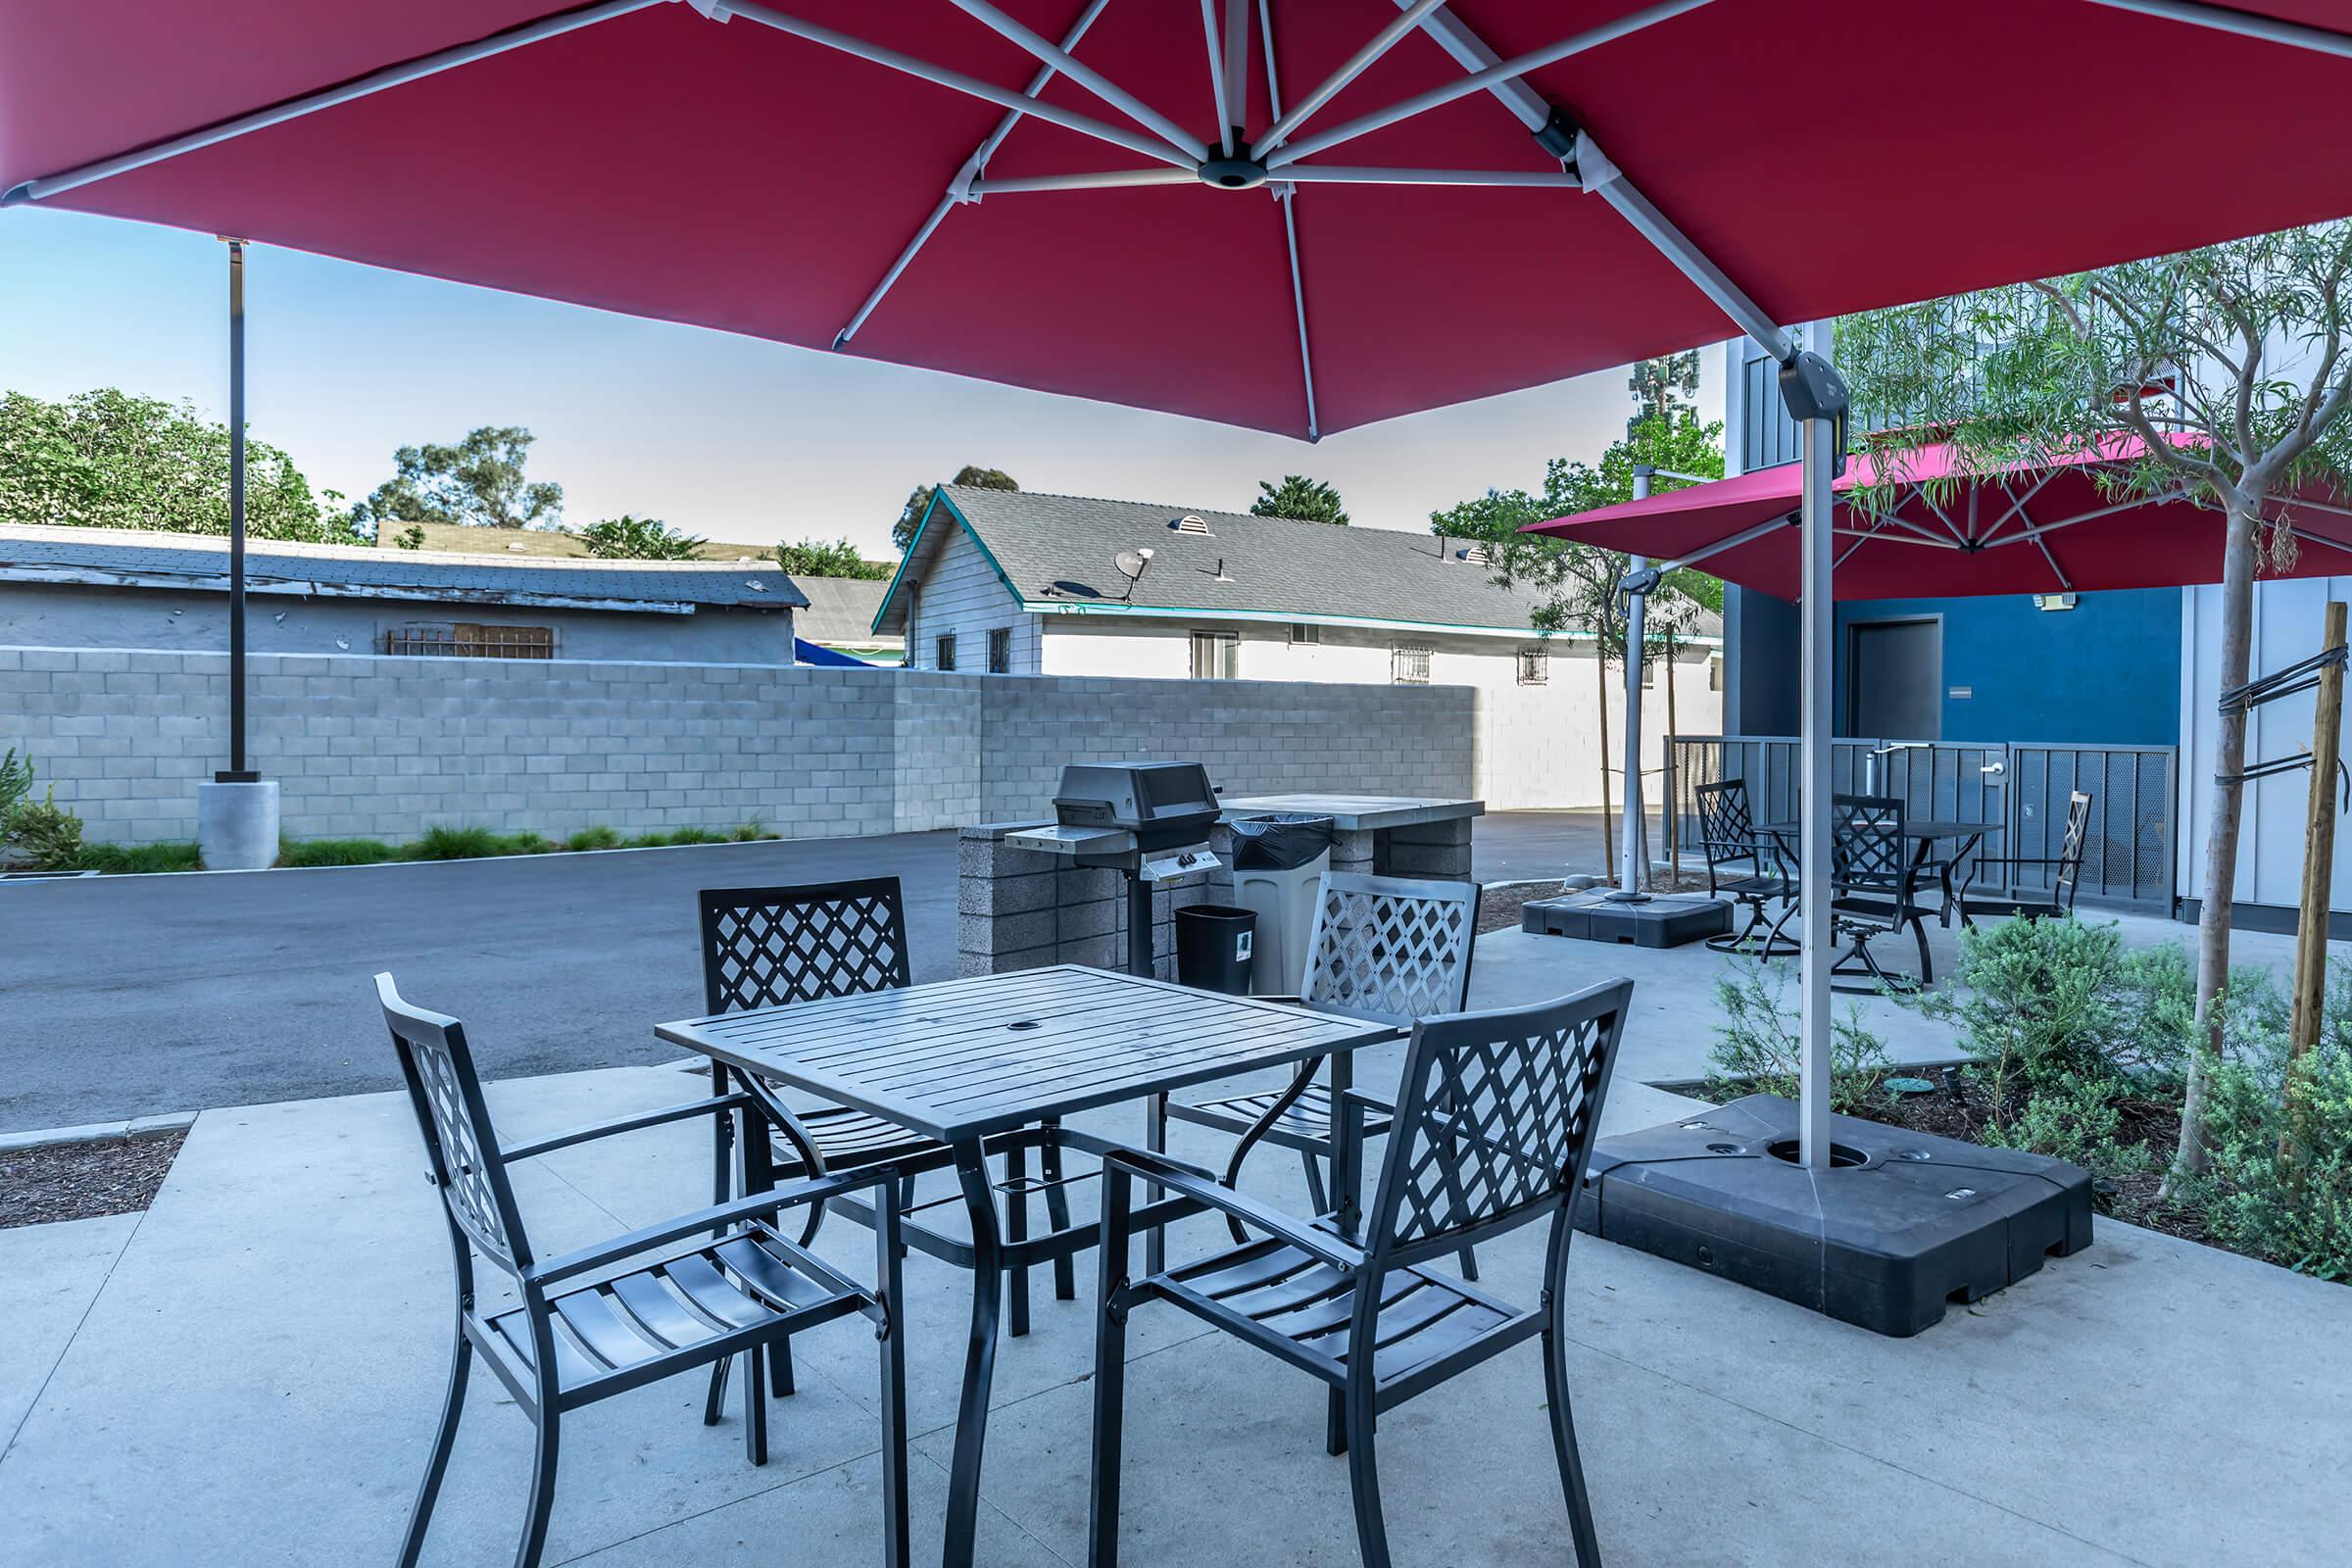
[1833,589,2181,745]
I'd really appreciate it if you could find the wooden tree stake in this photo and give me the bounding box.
[2282,598,2347,1163]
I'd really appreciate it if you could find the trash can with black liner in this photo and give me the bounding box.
[1174,905,1256,995]
[1228,812,1334,995]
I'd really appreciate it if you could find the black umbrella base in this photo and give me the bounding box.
[1522,889,1731,949]
[1575,1094,2093,1337]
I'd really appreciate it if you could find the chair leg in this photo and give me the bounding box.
[877,1201,911,1568]
[1005,1141,1031,1340]
[1544,1307,1603,1566]
[395,1331,471,1568]
[1343,1391,1392,1568]
[1042,1120,1077,1302]
[1144,1093,1168,1276]
[1298,1150,1330,1215]
[1911,913,1935,987]
[703,1351,729,1428]
[1326,1390,1348,1457]
[512,1408,560,1568]
[769,1336,795,1398]
[743,1346,767,1467]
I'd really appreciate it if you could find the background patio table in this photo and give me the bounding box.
[1761,816,1999,923]
[656,963,1397,1568]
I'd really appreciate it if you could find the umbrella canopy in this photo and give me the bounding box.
[1526,435,2352,600]
[5,1,2352,440]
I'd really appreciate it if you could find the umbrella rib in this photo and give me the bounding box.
[1,0,667,207]
[1258,2,1320,442]
[1224,0,1252,142]
[942,0,1201,161]
[1257,0,1452,155]
[1280,166,1584,187]
[1264,0,1720,171]
[1200,1,1236,156]
[726,2,1195,168]
[967,168,1196,195]
[2081,0,2352,60]
[833,0,1117,349]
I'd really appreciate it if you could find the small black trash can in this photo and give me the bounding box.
[1174,905,1256,995]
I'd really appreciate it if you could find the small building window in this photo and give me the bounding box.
[935,633,956,671]
[1191,630,1239,679]
[381,623,556,659]
[987,626,1012,673]
[1516,647,1547,686]
[1642,659,1656,689]
[1709,656,1723,693]
[1392,645,1432,685]
[1290,622,1320,645]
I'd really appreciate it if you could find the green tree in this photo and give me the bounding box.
[1250,474,1348,525]
[1839,220,2352,1189]
[0,387,352,541]
[774,536,890,579]
[350,425,563,530]
[1628,351,1700,437]
[897,464,1017,552]
[1432,412,1724,857]
[576,514,706,560]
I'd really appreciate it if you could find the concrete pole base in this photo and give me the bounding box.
[197,779,279,871]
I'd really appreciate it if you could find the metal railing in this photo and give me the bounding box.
[1669,735,2178,912]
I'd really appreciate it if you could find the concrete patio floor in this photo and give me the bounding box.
[5,918,2346,1566]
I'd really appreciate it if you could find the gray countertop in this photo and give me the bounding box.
[1217,794,1484,831]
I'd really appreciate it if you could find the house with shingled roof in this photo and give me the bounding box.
[872,485,1722,809]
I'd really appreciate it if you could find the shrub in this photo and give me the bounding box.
[0,747,33,824]
[6,792,87,870]
[280,837,399,867]
[75,840,202,874]
[1706,960,1892,1113]
[1983,1069,2154,1184]
[403,825,556,859]
[2193,962,2352,1282]
[564,826,623,852]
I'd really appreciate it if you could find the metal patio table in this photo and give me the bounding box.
[1762,816,2000,925]
[657,963,1398,1568]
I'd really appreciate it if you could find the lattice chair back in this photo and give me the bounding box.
[1364,980,1633,1265]
[1298,871,1480,1027]
[1830,793,1908,893]
[699,878,912,1014]
[2055,791,2093,905]
[377,972,533,1276]
[1692,777,1761,870]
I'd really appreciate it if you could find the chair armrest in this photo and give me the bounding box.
[500,1092,755,1163]
[1101,1148,1364,1271]
[528,1162,894,1287]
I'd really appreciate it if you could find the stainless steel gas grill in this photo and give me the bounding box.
[1006,761,1223,976]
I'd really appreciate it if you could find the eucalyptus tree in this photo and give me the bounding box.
[1251,473,1349,525]
[1840,220,2352,1185]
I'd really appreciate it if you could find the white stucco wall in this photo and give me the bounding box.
[1037,616,1721,810]
[2180,574,2350,912]
[906,523,1040,672]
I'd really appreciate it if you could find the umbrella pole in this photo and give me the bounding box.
[1785,357,1849,1172]
[1614,469,1651,901]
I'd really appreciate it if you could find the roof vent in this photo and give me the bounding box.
[506,541,526,551]
[1455,543,1492,566]
[1170,514,1212,536]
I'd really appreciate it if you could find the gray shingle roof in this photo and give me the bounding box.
[881,488,1565,634]
[0,525,806,610]
[792,574,896,645]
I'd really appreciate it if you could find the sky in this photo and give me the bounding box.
[0,208,1725,557]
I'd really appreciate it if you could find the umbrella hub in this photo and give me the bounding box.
[1197,150,1267,190]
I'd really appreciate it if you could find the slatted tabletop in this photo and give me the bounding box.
[657,964,1398,1144]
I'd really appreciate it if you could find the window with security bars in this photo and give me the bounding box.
[1289,622,1320,645]
[1190,630,1238,679]
[935,633,956,671]
[1516,647,1547,685]
[987,626,1012,673]
[1392,645,1432,685]
[380,623,556,659]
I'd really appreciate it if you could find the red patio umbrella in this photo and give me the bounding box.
[4,0,2349,1352]
[1528,434,2352,600]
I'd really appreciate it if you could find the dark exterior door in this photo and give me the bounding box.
[1848,617,1941,740]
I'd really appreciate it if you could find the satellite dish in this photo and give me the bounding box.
[1113,548,1153,601]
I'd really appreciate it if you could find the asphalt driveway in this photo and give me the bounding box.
[0,811,1606,1132]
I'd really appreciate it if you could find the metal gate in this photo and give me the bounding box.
[1670,735,2177,912]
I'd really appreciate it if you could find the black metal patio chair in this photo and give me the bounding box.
[1089,981,1633,1568]
[1953,790,2093,925]
[698,879,1074,1387]
[1827,793,1938,991]
[1156,872,1481,1275]
[379,973,909,1568]
[1690,777,1795,956]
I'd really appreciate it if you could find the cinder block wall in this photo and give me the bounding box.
[0,648,1477,846]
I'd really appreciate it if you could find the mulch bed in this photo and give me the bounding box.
[1476,881,1566,934]
[1838,1078,2216,1246]
[0,1131,186,1230]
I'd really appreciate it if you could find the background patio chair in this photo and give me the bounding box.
[1156,871,1479,1274]
[1691,778,1795,956]
[377,972,909,1568]
[1090,981,1633,1568]
[1953,790,2093,925]
[1828,794,1937,991]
